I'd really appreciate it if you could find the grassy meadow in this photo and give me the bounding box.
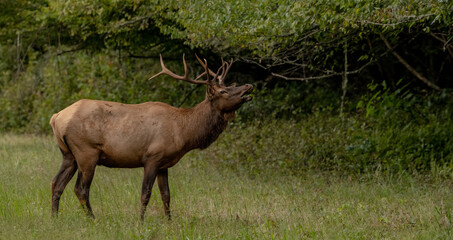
[0,133,452,239]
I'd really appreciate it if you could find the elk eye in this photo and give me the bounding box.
[220,90,227,94]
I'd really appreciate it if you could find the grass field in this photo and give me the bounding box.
[0,133,452,239]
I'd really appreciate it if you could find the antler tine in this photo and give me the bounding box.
[213,63,224,84]
[148,54,209,85]
[219,58,234,85]
[194,72,207,81]
[195,54,206,68]
[202,58,212,82]
[182,54,189,79]
[205,58,226,86]
[196,54,224,83]
[195,54,235,86]
[147,54,166,80]
[217,57,228,86]
[196,54,218,84]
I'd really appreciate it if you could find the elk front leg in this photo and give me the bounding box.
[157,168,171,219]
[140,164,158,221]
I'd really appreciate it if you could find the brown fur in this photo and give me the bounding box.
[50,57,253,220]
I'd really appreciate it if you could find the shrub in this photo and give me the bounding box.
[206,84,453,176]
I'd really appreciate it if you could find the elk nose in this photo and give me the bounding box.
[245,84,253,89]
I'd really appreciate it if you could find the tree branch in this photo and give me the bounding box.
[178,84,201,107]
[57,45,86,56]
[270,52,386,82]
[340,42,348,115]
[114,16,150,28]
[271,72,338,81]
[430,32,453,59]
[246,33,417,83]
[360,13,435,27]
[379,33,441,90]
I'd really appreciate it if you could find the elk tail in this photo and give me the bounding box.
[50,113,74,157]
[49,113,58,130]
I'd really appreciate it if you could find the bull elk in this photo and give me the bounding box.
[49,54,253,220]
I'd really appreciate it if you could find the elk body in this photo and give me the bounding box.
[50,55,253,220]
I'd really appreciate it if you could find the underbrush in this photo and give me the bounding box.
[0,51,206,133]
[214,82,453,176]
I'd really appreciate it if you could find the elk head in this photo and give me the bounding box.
[149,54,253,115]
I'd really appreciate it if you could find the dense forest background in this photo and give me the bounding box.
[1,0,453,175]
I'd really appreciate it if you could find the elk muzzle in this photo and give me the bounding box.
[241,84,254,103]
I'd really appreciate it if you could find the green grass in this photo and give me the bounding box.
[0,133,452,239]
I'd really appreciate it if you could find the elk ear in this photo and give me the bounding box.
[206,84,216,100]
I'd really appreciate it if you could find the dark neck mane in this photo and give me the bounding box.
[182,99,229,150]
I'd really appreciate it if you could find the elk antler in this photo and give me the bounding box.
[195,55,234,86]
[148,54,209,84]
[150,54,234,86]
[219,58,234,86]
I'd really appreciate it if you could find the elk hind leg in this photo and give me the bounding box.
[51,150,77,216]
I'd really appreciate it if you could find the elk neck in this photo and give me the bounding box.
[181,98,229,150]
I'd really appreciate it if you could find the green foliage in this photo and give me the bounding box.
[40,0,172,51]
[0,50,205,132]
[211,85,453,175]
[3,0,452,83]
[117,0,452,85]
[160,0,451,51]
[237,81,341,121]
